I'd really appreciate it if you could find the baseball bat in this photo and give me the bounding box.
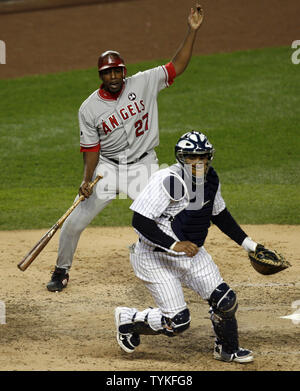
[17,175,102,272]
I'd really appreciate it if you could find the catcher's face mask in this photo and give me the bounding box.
[175,131,215,185]
[175,130,215,170]
[184,154,210,178]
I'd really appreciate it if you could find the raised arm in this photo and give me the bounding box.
[171,4,204,77]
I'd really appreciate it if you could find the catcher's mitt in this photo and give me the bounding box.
[248,244,291,275]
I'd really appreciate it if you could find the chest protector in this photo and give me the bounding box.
[171,167,219,247]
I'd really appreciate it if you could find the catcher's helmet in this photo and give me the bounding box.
[175,131,215,165]
[98,50,126,74]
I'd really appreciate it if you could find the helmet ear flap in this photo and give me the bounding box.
[175,150,185,165]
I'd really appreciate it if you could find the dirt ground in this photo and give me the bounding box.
[0,0,299,78]
[0,0,299,375]
[0,225,299,372]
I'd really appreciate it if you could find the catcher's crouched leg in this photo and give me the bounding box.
[115,306,190,354]
[120,307,191,336]
[115,307,191,353]
[208,282,239,353]
[208,282,253,363]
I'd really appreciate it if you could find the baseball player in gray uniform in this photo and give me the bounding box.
[47,4,204,292]
[114,131,258,363]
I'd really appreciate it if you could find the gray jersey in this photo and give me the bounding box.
[79,65,172,162]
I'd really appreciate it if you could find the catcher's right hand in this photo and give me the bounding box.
[248,244,291,275]
[173,241,198,257]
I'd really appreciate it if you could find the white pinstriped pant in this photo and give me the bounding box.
[129,240,223,320]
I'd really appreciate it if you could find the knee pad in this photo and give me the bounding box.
[209,283,238,319]
[162,308,191,337]
[208,284,239,351]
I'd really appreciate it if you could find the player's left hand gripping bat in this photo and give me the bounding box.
[17,175,102,272]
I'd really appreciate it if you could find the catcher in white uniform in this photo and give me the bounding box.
[115,131,259,364]
[47,4,204,292]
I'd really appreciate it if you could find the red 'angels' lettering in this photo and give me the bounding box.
[120,99,145,120]
[119,108,129,121]
[109,115,119,129]
[102,100,146,135]
[135,113,149,137]
[102,121,111,134]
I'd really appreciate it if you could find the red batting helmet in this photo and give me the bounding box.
[98,50,126,73]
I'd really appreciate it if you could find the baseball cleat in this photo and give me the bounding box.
[46,267,69,292]
[114,307,140,354]
[213,343,254,363]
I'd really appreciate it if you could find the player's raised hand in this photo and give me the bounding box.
[188,4,204,30]
[173,241,199,257]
